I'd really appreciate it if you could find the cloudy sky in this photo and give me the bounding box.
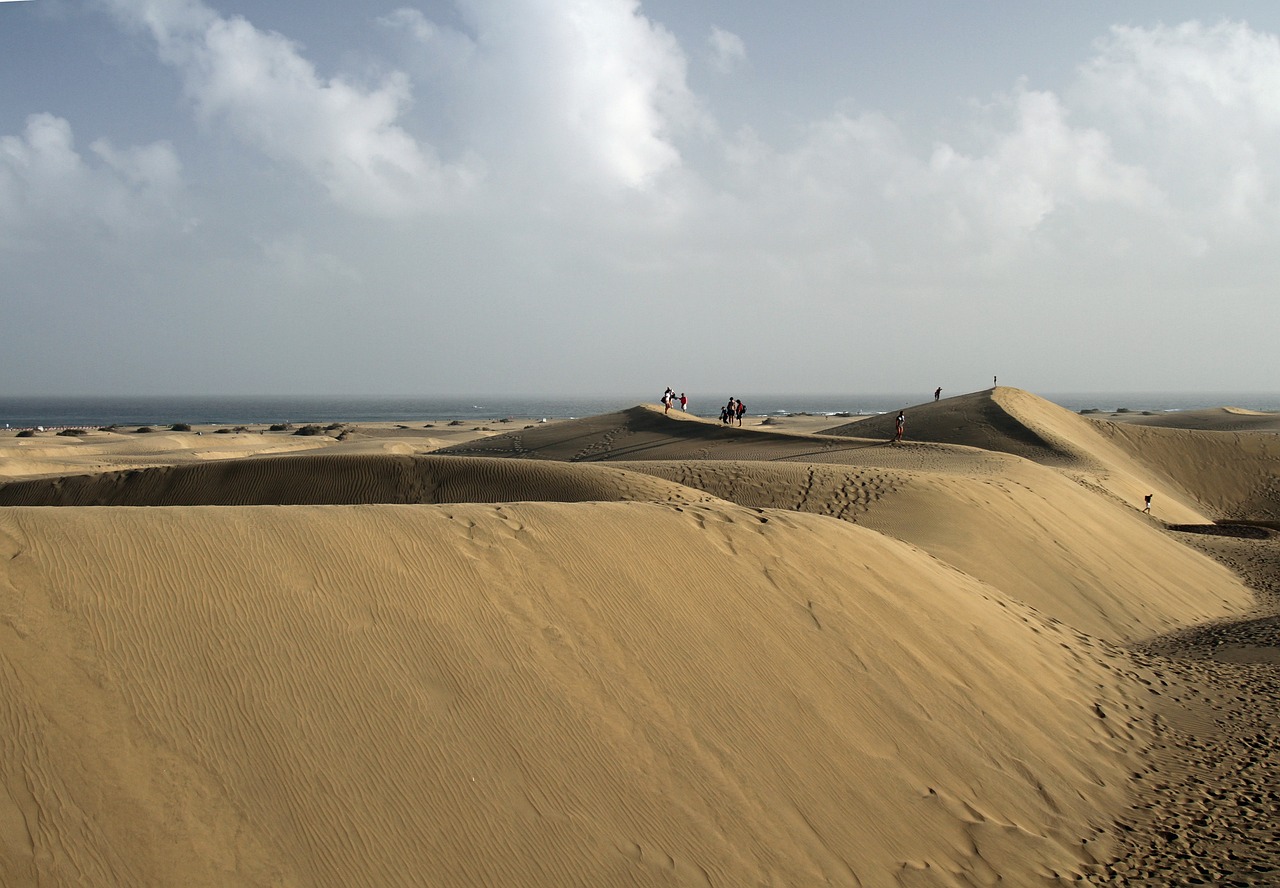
[3,1,1280,397]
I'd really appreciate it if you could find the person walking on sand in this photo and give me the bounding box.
[1143,494,1153,514]
[680,392,687,411]
[894,410,905,443]
[934,386,941,401]
[735,399,746,426]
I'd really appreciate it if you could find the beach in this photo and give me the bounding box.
[2,386,1278,886]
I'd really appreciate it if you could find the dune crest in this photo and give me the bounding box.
[0,454,719,508]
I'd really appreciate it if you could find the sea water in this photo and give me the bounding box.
[1,392,1279,430]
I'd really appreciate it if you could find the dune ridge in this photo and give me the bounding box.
[823,388,1073,464]
[0,453,718,508]
[608,456,1248,643]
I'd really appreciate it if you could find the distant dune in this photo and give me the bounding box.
[1099,406,1280,433]
[1,387,1277,886]
[823,387,1075,464]
[1088,419,1280,524]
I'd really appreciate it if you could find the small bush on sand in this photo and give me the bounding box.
[57,428,88,437]
[15,429,35,437]
[293,424,324,436]
[170,423,192,432]
[268,423,293,432]
[135,426,155,433]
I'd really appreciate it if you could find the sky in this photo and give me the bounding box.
[3,1,1280,397]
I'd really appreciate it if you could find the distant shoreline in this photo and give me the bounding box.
[4,391,1280,431]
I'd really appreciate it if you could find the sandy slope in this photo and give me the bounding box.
[823,388,1229,524]
[2,503,1148,887]
[1087,419,1280,524]
[612,457,1247,643]
[2,387,1277,886]
[0,454,720,508]
[441,392,1257,641]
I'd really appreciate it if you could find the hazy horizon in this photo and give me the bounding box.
[4,1,1280,397]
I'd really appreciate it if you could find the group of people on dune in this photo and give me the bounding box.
[721,398,746,426]
[657,386,940,441]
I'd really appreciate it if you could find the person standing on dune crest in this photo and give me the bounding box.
[894,411,905,443]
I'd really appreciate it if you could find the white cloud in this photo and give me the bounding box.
[394,0,700,193]
[102,0,480,216]
[922,87,1160,253]
[703,84,1163,285]
[698,18,1280,287]
[1074,21,1280,239]
[708,26,746,75]
[1080,21,1280,129]
[0,113,183,247]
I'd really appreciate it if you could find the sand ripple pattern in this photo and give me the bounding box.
[0,454,718,508]
[0,504,1156,886]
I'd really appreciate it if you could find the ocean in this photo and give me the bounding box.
[1,392,1279,430]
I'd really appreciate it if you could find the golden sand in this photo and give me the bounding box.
[2,387,1277,886]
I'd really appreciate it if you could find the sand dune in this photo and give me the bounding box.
[823,388,1231,523]
[0,429,334,481]
[0,423,512,482]
[1,387,1277,886]
[2,503,1151,886]
[0,453,718,508]
[823,388,1077,464]
[610,457,1247,642]
[1088,419,1280,524]
[441,404,874,464]
[440,392,1256,640]
[449,392,1220,522]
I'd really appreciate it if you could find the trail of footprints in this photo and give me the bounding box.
[1086,532,1280,886]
